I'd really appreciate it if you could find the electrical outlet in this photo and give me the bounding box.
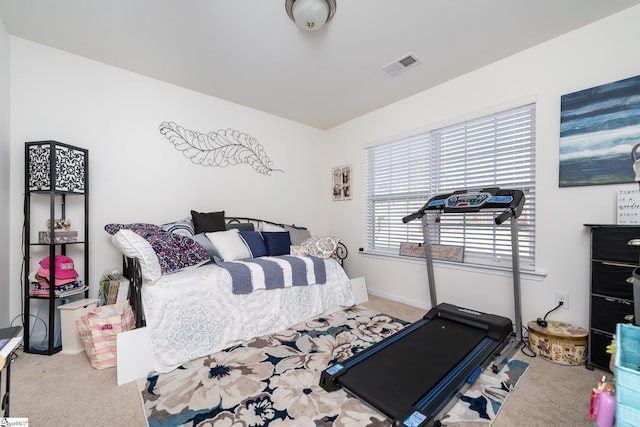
[554,291,569,309]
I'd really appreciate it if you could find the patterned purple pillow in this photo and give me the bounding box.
[104,223,161,237]
[145,232,209,274]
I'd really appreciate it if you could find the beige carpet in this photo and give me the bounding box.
[7,295,605,426]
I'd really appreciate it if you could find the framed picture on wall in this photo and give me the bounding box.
[559,74,640,187]
[332,164,352,201]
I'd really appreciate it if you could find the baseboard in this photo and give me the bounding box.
[366,288,430,311]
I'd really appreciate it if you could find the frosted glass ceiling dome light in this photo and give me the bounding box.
[285,0,337,31]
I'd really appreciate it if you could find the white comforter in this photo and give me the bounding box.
[141,257,354,373]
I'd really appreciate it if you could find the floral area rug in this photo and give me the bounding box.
[140,306,528,426]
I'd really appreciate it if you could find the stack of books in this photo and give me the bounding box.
[98,271,130,306]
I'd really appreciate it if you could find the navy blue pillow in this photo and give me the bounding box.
[261,232,291,256]
[239,231,268,258]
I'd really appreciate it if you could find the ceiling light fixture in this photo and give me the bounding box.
[285,0,336,31]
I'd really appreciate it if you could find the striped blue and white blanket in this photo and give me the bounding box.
[215,255,327,294]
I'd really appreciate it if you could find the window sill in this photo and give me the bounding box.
[358,250,546,282]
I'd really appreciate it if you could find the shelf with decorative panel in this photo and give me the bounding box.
[23,141,89,355]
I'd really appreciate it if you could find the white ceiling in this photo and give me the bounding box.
[1,0,639,129]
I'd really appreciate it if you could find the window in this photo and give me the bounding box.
[366,103,536,271]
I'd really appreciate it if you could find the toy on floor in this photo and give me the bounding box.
[589,375,616,427]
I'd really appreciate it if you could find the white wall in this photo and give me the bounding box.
[0,17,10,327]
[8,38,329,321]
[8,6,640,332]
[325,5,640,331]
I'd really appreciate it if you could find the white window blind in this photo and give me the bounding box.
[366,103,536,270]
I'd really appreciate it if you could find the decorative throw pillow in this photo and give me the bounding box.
[262,231,292,256]
[191,233,217,259]
[239,231,268,258]
[161,218,195,237]
[109,226,208,277]
[226,222,255,232]
[145,232,210,274]
[284,225,312,246]
[111,229,162,283]
[104,223,161,237]
[300,236,340,258]
[191,210,226,234]
[206,229,252,261]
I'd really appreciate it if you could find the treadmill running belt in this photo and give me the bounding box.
[337,317,487,419]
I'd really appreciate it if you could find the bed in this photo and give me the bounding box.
[106,214,354,373]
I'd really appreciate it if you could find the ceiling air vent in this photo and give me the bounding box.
[382,53,422,76]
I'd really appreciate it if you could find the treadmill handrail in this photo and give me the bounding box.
[403,188,525,225]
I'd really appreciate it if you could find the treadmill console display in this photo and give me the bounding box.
[422,188,520,215]
[445,192,491,209]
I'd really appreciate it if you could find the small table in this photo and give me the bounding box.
[1,326,23,417]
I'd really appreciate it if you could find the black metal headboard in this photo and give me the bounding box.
[122,216,348,328]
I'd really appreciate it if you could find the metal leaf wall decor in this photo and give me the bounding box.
[159,121,283,175]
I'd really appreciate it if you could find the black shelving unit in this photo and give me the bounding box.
[23,141,89,355]
[584,224,638,371]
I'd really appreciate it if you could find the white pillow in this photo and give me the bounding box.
[299,236,341,258]
[111,229,162,283]
[205,229,251,261]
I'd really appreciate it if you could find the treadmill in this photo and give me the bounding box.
[320,187,525,427]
